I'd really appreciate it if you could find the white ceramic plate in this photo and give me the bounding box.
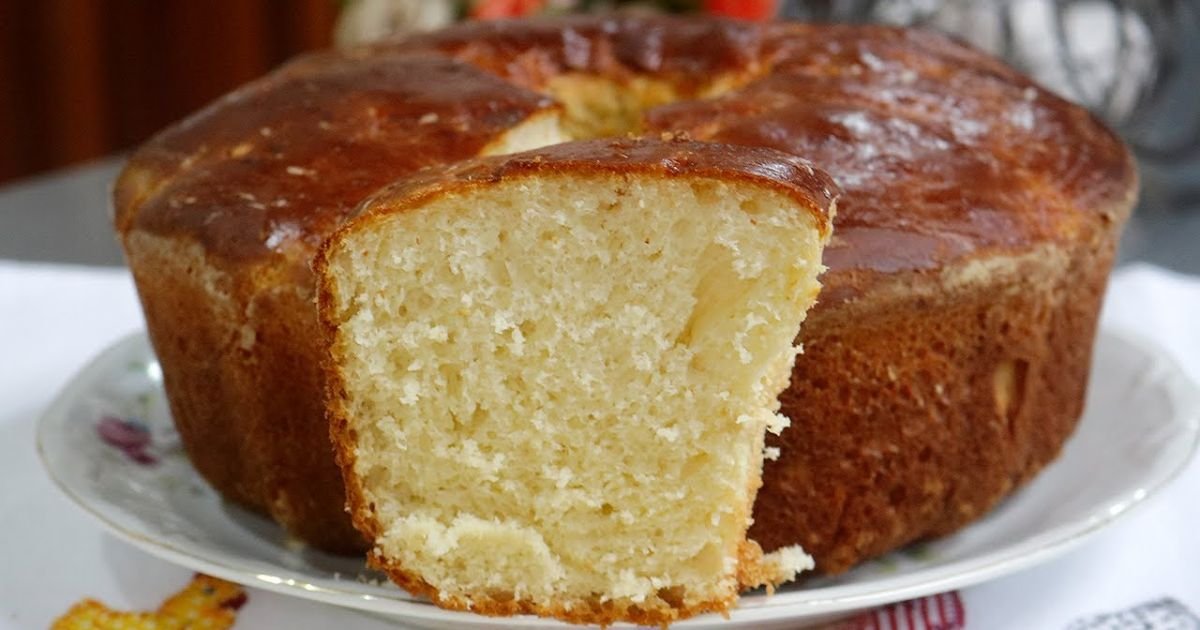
[37,330,1200,629]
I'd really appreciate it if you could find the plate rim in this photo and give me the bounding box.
[36,328,1200,626]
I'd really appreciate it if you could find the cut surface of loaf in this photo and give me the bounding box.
[317,139,834,625]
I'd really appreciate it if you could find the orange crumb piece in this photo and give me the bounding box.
[52,574,246,630]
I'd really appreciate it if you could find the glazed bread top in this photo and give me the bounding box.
[112,52,557,261]
[646,22,1136,300]
[113,15,1135,304]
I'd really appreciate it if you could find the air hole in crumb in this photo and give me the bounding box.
[488,590,515,603]
[690,182,720,206]
[682,453,711,478]
[738,198,768,215]
[657,586,686,608]
[993,359,1029,432]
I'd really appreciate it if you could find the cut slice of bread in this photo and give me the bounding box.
[316,138,835,626]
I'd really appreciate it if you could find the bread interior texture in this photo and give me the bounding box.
[323,173,824,616]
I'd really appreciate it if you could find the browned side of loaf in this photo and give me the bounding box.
[121,232,366,552]
[752,206,1126,572]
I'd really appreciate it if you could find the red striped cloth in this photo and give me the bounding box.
[832,592,966,630]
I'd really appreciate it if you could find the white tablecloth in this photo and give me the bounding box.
[2,260,1198,629]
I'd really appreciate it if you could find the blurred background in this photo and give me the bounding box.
[1,0,1198,270]
[0,1,338,185]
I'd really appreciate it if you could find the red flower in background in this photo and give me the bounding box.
[468,0,780,21]
[471,0,547,19]
[703,0,779,20]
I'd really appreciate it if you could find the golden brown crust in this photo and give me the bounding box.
[114,12,1137,589]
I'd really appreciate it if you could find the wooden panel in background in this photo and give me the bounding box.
[39,0,110,165]
[0,0,338,185]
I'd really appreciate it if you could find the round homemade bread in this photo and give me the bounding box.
[114,13,1136,581]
